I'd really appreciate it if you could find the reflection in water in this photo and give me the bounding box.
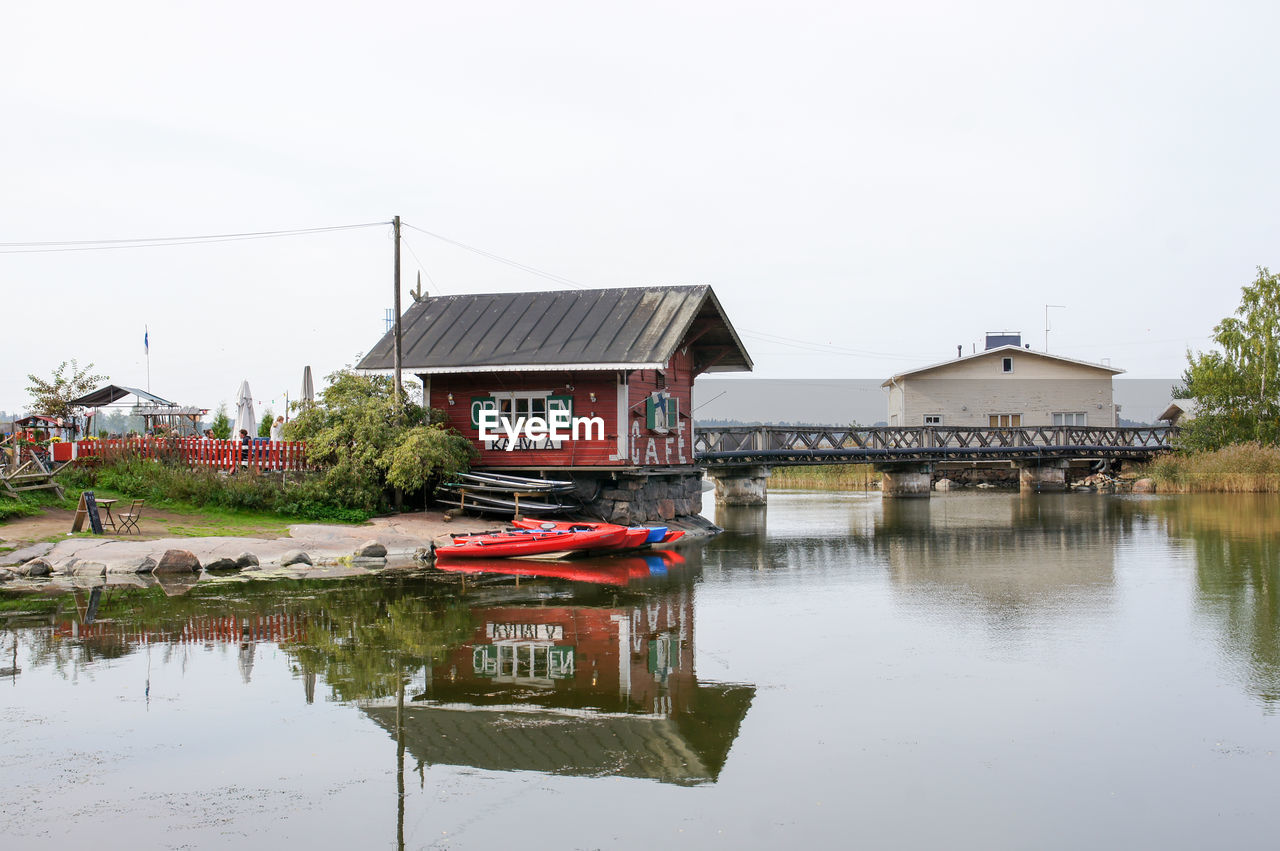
[712,493,1122,628]
[875,494,1121,626]
[6,564,754,788]
[368,578,752,786]
[1144,494,1280,708]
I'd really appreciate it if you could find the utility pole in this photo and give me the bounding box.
[393,215,403,411]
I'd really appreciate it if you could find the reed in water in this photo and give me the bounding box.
[1141,443,1280,493]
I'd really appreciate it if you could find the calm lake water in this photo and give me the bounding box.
[3,491,1279,849]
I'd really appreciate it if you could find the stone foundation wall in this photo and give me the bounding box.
[575,470,705,525]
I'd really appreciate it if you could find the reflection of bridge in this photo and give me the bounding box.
[695,425,1176,500]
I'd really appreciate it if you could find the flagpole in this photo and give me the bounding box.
[145,325,151,392]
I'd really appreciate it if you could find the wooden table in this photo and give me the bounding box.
[96,498,118,533]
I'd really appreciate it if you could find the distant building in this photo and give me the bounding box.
[882,333,1123,428]
[1157,398,1196,425]
[356,285,752,522]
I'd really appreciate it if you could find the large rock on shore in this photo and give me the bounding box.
[280,550,312,567]
[355,540,387,558]
[235,552,259,569]
[108,555,157,574]
[1132,478,1157,494]
[154,549,201,574]
[71,561,107,577]
[204,557,239,571]
[18,558,53,577]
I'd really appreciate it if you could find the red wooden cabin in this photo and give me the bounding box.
[358,285,752,474]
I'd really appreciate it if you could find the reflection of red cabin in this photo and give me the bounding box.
[430,589,696,715]
[357,286,752,470]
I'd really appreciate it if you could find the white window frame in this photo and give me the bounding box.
[1001,357,1014,373]
[493,390,550,430]
[988,413,1022,427]
[923,414,942,425]
[1052,412,1087,426]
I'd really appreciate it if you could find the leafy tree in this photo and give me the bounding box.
[210,404,232,439]
[285,369,475,512]
[1181,267,1280,450]
[25,360,106,420]
[258,408,275,438]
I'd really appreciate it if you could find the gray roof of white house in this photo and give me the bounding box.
[881,345,1124,386]
[357,285,752,375]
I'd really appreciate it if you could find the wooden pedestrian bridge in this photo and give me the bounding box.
[692,425,1177,500]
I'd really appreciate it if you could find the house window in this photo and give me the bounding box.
[989,414,1022,427]
[923,415,942,425]
[1001,357,1014,373]
[1053,412,1087,426]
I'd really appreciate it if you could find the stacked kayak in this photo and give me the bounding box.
[436,472,579,517]
[511,518,685,547]
[434,525,626,560]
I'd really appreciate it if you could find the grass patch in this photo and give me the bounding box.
[0,490,74,522]
[56,458,371,524]
[1139,443,1280,493]
[770,464,881,490]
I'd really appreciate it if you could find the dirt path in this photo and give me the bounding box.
[0,507,293,551]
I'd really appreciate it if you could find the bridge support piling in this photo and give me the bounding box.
[1017,460,1069,493]
[709,466,772,506]
[877,463,933,499]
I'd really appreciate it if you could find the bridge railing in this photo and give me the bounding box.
[693,425,1178,457]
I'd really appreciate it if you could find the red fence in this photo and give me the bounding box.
[58,437,309,472]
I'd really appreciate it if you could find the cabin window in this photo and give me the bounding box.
[470,392,573,431]
[1053,412,1087,426]
[923,415,942,425]
[1001,357,1014,373]
[498,394,547,428]
[988,414,1021,427]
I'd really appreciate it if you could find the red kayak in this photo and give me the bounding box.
[434,526,627,560]
[512,519,681,550]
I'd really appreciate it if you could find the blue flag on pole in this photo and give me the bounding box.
[144,327,149,355]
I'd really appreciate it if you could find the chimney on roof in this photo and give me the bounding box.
[956,344,962,358]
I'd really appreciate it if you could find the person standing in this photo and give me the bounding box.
[269,415,285,442]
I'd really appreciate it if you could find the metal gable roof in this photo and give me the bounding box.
[880,346,1124,386]
[357,285,753,374]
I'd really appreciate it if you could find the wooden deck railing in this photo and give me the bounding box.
[60,437,310,472]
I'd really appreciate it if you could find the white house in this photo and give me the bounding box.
[883,334,1123,428]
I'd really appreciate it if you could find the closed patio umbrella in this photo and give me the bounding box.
[232,380,256,438]
[300,366,314,407]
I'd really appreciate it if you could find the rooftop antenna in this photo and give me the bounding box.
[1045,304,1066,352]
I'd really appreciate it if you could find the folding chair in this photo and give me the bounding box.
[117,499,145,534]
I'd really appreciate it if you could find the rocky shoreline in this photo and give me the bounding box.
[0,511,720,592]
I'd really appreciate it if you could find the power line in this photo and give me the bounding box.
[0,221,390,254]
[401,221,592,290]
[740,328,921,360]
[399,231,446,296]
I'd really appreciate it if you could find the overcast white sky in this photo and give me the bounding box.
[4,1,1274,416]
